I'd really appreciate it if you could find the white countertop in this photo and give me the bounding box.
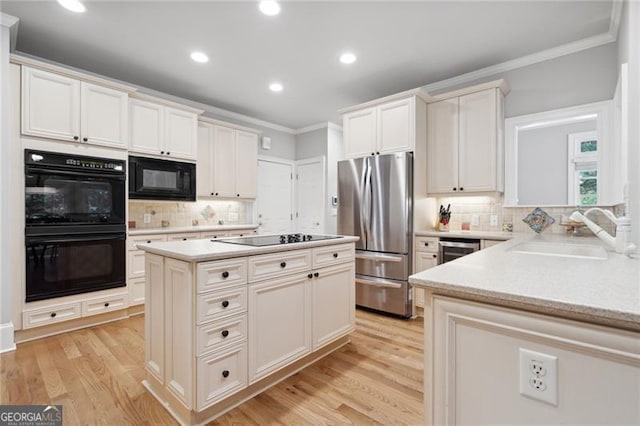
[410,233,640,331]
[137,235,359,262]
[416,229,514,240]
[128,224,258,236]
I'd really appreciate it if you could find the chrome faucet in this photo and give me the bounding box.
[569,208,636,256]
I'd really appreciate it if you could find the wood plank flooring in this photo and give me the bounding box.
[1,309,424,425]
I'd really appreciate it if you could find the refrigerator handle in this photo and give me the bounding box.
[362,158,372,245]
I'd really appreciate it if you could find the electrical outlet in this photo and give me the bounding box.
[519,348,558,406]
[228,212,239,221]
[143,213,151,224]
[490,214,498,226]
[471,215,480,226]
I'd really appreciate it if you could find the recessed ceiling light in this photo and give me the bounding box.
[57,0,86,13]
[340,52,357,64]
[190,52,209,64]
[269,82,283,92]
[259,1,281,16]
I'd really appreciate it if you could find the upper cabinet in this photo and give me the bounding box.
[197,120,259,199]
[21,66,131,149]
[129,95,202,161]
[341,91,427,159]
[427,80,509,195]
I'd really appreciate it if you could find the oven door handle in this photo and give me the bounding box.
[439,241,480,250]
[26,167,126,181]
[27,234,125,244]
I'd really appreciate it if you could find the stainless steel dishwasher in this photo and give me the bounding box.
[438,238,481,264]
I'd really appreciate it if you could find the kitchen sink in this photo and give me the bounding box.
[510,241,608,260]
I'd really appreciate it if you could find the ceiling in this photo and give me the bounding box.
[1,1,615,130]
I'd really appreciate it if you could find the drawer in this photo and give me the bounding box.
[127,234,167,251]
[200,231,227,240]
[415,236,439,253]
[197,285,247,324]
[197,259,247,293]
[82,293,128,316]
[248,249,312,282]
[197,313,247,356]
[226,229,256,237]
[128,250,146,279]
[128,277,145,306]
[23,302,82,329]
[312,243,355,268]
[167,232,201,242]
[196,342,248,411]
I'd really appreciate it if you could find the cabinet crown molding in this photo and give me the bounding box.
[427,79,510,103]
[11,54,138,94]
[338,87,430,114]
[198,116,262,135]
[130,92,204,115]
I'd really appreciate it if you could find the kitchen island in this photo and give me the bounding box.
[137,234,358,425]
[410,233,640,425]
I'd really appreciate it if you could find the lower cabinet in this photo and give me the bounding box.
[312,263,355,350]
[414,236,440,309]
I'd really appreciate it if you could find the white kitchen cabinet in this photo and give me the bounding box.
[198,122,259,199]
[343,95,424,159]
[22,66,128,148]
[427,82,507,195]
[145,253,166,383]
[413,236,439,309]
[427,295,640,425]
[129,96,200,161]
[248,272,312,383]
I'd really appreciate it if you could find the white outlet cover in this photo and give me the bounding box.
[490,214,498,226]
[519,348,558,406]
[471,215,480,226]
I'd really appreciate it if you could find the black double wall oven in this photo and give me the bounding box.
[25,150,127,302]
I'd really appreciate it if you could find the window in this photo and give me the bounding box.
[568,131,598,205]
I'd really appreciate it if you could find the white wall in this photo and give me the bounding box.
[295,128,327,160]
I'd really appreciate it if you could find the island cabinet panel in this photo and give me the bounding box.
[248,249,312,282]
[145,253,166,383]
[428,295,640,425]
[197,259,248,293]
[197,313,247,355]
[197,285,247,325]
[248,272,313,383]
[197,343,248,411]
[312,263,355,350]
[312,243,355,268]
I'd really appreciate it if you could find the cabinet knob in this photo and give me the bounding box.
[215,192,219,196]
[280,262,286,268]
[160,151,165,154]
[147,240,151,244]
[221,300,229,308]
[333,253,338,258]
[167,152,170,155]
[236,194,240,197]
[424,242,429,246]
[50,312,57,318]
[222,370,230,378]
[376,151,380,155]
[83,137,88,142]
[182,238,187,241]
[307,273,313,279]
[73,136,79,141]
[452,187,457,191]
[222,271,229,279]
[459,187,464,191]
[221,330,229,338]
[314,272,319,278]
[432,254,437,258]
[104,302,109,307]
[371,152,375,156]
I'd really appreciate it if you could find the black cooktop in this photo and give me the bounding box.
[215,234,342,247]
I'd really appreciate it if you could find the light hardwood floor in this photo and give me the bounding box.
[1,309,424,425]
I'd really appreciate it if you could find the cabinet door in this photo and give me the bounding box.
[427,98,459,194]
[129,277,145,306]
[81,82,128,148]
[145,253,165,383]
[235,130,258,198]
[22,67,80,142]
[129,99,164,155]
[312,263,355,350]
[197,123,214,197]
[343,107,376,158]
[458,89,497,192]
[165,107,198,160]
[378,97,414,154]
[248,273,312,383]
[414,252,438,308]
[212,125,237,197]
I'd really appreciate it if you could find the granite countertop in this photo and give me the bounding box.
[416,229,514,240]
[410,233,640,332]
[128,224,258,236]
[137,235,359,262]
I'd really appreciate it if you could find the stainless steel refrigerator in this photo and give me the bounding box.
[337,152,413,317]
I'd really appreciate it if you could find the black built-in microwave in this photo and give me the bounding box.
[129,155,196,201]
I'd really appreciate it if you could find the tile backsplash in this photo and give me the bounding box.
[432,196,623,236]
[128,200,254,229]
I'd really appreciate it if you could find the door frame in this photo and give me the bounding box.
[294,156,326,233]
[256,155,295,232]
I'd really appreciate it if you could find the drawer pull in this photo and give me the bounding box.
[50,312,57,318]
[424,242,429,247]
[104,302,110,307]
[221,330,229,338]
[147,240,151,244]
[222,370,230,378]
[280,262,286,268]
[307,273,313,279]
[222,271,229,279]
[221,300,229,308]
[432,254,437,258]
[182,238,187,241]
[314,272,319,278]
[333,253,338,258]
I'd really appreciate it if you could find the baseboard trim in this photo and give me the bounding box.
[0,321,16,353]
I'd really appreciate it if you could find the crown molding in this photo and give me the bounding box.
[338,87,430,114]
[327,121,343,132]
[193,102,297,135]
[1,13,18,28]
[198,115,262,135]
[295,122,329,135]
[423,32,616,94]
[1,13,19,51]
[608,0,624,39]
[130,92,204,114]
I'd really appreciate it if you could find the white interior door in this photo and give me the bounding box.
[257,157,293,234]
[295,157,325,234]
